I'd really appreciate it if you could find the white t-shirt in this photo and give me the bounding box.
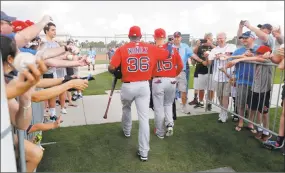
[208,44,237,82]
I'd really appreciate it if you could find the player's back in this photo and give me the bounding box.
[119,42,167,82]
[153,44,183,78]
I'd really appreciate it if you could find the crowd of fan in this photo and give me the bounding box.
[1,11,91,171]
[173,20,284,154]
[1,10,284,171]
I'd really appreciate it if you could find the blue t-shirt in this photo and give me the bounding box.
[173,43,193,71]
[88,50,96,59]
[19,47,37,55]
[232,45,260,86]
[1,33,16,40]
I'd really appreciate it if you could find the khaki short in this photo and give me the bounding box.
[176,71,187,92]
[214,81,231,97]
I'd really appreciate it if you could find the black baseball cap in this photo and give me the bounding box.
[173,31,181,37]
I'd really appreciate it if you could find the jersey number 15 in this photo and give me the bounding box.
[157,60,173,72]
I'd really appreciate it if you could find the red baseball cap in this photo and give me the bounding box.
[256,45,272,54]
[154,28,166,38]
[128,26,142,37]
[11,20,29,32]
[25,20,34,26]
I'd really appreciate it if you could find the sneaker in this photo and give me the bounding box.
[137,151,148,162]
[261,133,272,142]
[123,131,131,138]
[166,126,173,137]
[156,133,164,139]
[255,131,263,140]
[194,102,204,108]
[61,108,67,114]
[232,115,239,122]
[181,106,191,114]
[188,98,198,105]
[207,104,212,111]
[72,94,78,101]
[263,140,284,149]
[50,116,58,122]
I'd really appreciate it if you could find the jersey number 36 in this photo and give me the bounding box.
[127,56,150,72]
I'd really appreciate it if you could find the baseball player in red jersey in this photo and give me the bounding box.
[108,26,170,161]
[152,28,183,139]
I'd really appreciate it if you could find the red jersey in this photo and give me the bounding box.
[152,45,183,78]
[110,42,169,82]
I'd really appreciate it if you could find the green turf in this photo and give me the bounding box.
[37,114,284,172]
[95,60,110,64]
[83,66,283,96]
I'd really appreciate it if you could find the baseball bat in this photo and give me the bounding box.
[103,77,118,119]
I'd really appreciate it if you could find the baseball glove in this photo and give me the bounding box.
[113,66,122,79]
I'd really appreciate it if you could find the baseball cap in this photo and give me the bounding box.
[239,31,256,39]
[25,20,34,26]
[173,31,181,37]
[154,28,166,38]
[11,20,29,32]
[256,45,272,55]
[257,23,273,32]
[128,26,142,37]
[1,11,16,22]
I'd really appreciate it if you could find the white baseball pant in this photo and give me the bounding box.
[120,81,150,157]
[152,77,176,137]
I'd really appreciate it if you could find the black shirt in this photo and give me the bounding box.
[195,45,213,75]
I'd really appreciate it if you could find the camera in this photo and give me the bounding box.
[200,39,207,44]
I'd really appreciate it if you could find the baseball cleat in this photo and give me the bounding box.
[156,134,164,139]
[137,151,148,161]
[166,126,173,137]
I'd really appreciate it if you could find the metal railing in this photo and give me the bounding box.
[204,58,284,136]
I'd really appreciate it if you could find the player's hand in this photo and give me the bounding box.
[68,79,89,91]
[78,56,89,66]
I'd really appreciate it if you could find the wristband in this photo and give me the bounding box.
[22,101,32,119]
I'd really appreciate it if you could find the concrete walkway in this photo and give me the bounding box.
[56,64,283,127]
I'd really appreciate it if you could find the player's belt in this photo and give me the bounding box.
[123,80,148,83]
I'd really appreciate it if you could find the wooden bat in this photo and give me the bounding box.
[103,77,118,119]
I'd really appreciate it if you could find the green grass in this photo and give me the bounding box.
[83,66,283,96]
[269,107,282,133]
[95,60,110,64]
[82,72,122,95]
[37,114,284,172]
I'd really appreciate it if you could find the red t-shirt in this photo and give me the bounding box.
[110,42,169,82]
[152,44,183,77]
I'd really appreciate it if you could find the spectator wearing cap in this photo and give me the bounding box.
[226,45,274,141]
[172,31,203,114]
[227,31,260,131]
[11,20,38,55]
[237,20,275,50]
[1,11,52,48]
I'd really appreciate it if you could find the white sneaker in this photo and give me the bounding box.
[61,108,67,114]
[166,127,173,137]
[181,105,191,114]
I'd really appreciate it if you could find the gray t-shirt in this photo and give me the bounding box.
[252,59,273,93]
[42,40,60,75]
[254,34,275,50]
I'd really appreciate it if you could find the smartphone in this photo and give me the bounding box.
[200,39,207,44]
[240,20,246,26]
